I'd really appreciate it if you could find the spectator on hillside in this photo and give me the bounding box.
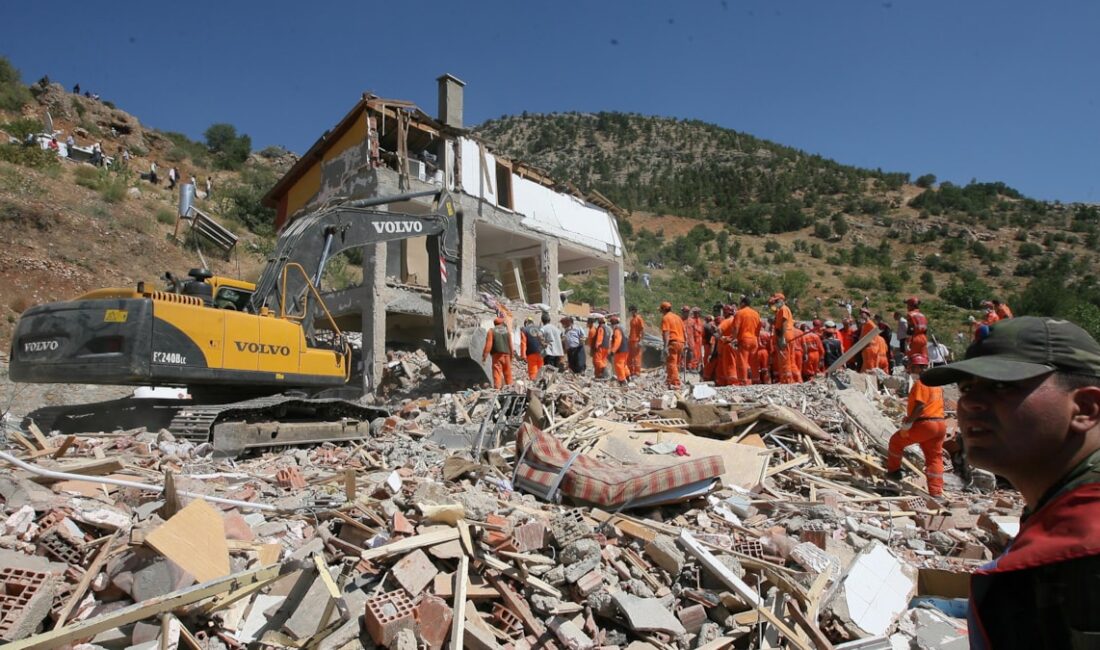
[65,134,75,156]
[72,83,80,94]
[122,149,131,163]
[167,166,178,190]
[149,161,159,185]
[205,176,213,198]
[90,143,103,167]
[47,137,59,152]
[189,175,197,190]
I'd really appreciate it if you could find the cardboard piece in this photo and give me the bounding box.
[917,568,970,599]
[591,424,768,490]
[145,500,231,583]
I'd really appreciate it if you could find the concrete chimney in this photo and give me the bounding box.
[437,74,465,130]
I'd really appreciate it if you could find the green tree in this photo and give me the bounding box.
[920,271,936,293]
[915,173,937,189]
[0,57,33,111]
[204,123,252,170]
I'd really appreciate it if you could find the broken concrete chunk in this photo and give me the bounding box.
[645,534,686,575]
[611,590,686,636]
[549,615,596,650]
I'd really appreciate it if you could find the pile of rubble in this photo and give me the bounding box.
[0,364,1017,649]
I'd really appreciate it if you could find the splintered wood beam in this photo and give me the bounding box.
[10,563,291,650]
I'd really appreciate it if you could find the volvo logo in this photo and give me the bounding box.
[234,341,291,356]
[23,340,59,353]
[372,221,423,234]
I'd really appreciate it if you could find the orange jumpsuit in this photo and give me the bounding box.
[519,326,544,381]
[593,324,610,378]
[773,305,797,384]
[887,379,947,496]
[995,303,1013,320]
[907,309,928,362]
[661,311,686,388]
[791,334,805,381]
[628,314,645,377]
[875,336,893,371]
[611,325,629,383]
[732,307,761,385]
[801,331,824,380]
[860,321,879,373]
[715,316,738,386]
[755,332,771,384]
[984,310,1000,326]
[482,326,514,389]
[688,316,704,371]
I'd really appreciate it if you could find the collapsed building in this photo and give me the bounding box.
[261,75,627,391]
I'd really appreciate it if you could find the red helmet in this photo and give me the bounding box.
[909,354,929,366]
[812,319,822,328]
[905,297,920,308]
[493,317,504,325]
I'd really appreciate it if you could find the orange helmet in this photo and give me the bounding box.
[769,292,786,304]
[660,301,672,310]
[493,317,504,326]
[905,297,920,308]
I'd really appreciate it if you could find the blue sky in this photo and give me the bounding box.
[3,0,1097,202]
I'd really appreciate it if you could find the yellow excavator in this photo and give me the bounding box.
[9,190,483,454]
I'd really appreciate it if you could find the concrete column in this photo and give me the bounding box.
[540,240,560,315]
[608,259,626,317]
[459,206,476,301]
[360,241,388,395]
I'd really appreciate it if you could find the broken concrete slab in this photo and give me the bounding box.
[611,590,686,636]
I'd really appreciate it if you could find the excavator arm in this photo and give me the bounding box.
[249,190,461,355]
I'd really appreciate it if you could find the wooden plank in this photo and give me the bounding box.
[10,431,38,454]
[27,423,49,450]
[30,458,124,483]
[51,435,77,460]
[360,528,459,561]
[54,531,119,627]
[145,500,230,583]
[786,598,835,650]
[478,554,561,598]
[678,531,812,650]
[825,328,881,374]
[8,564,286,650]
[344,469,356,503]
[694,638,736,650]
[766,454,811,477]
[450,555,469,650]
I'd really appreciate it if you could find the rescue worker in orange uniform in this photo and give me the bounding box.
[791,323,806,381]
[769,294,797,384]
[678,306,698,372]
[755,329,772,384]
[518,317,544,381]
[992,299,1013,320]
[906,297,929,364]
[482,316,514,389]
[627,305,645,378]
[732,296,761,385]
[874,332,890,372]
[801,323,824,380]
[592,315,611,379]
[838,317,855,352]
[859,309,879,373]
[885,354,946,496]
[586,316,599,372]
[715,304,738,386]
[981,301,1000,327]
[689,307,705,372]
[609,315,630,385]
[660,301,686,388]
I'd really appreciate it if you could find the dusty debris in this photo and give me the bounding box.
[0,364,1022,647]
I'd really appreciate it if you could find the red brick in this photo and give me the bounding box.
[0,567,56,641]
[365,590,416,648]
[677,604,707,634]
[415,594,452,650]
[392,511,415,536]
[575,570,603,597]
[275,467,306,489]
[513,522,546,552]
[492,602,524,640]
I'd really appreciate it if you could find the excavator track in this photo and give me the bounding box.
[25,395,389,456]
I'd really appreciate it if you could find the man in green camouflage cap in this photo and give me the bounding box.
[921,316,1100,647]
